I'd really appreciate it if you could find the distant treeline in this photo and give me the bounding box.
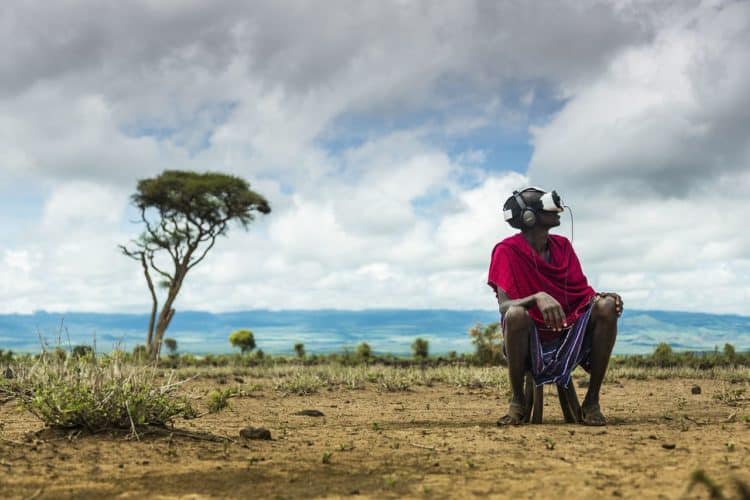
[610,342,750,370]
[2,332,749,370]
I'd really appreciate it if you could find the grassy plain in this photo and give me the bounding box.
[1,359,750,499]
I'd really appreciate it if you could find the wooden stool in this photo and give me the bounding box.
[522,372,581,424]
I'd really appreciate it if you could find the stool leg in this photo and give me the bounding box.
[531,385,543,424]
[557,385,575,423]
[565,383,582,423]
[523,372,534,423]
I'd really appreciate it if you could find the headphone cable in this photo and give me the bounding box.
[562,204,574,314]
[564,204,574,243]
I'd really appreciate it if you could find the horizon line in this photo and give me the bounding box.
[3,307,749,319]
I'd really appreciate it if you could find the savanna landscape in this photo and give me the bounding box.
[3,3,750,500]
[1,345,749,499]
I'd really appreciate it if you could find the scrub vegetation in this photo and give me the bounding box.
[1,339,749,498]
[1,348,195,434]
[2,340,750,432]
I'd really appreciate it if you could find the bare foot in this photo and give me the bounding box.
[581,402,607,426]
[497,401,526,426]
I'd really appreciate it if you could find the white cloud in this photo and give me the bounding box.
[42,181,127,231]
[528,0,750,195]
[0,0,747,317]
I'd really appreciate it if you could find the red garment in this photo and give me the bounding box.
[488,233,596,341]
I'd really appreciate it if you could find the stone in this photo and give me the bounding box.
[240,427,272,440]
[293,409,325,417]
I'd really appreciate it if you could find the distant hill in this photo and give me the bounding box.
[1,309,748,355]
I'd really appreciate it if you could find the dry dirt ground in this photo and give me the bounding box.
[1,376,749,499]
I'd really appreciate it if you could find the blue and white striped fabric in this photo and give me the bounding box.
[529,303,593,388]
[501,303,593,388]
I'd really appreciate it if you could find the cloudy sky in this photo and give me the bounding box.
[1,0,748,316]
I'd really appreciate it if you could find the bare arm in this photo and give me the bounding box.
[495,288,567,331]
[495,288,537,316]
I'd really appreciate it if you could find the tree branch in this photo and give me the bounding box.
[187,220,226,271]
[147,253,173,282]
[119,245,141,261]
[141,206,177,262]
[187,235,219,271]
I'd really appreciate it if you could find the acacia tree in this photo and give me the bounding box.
[229,329,256,354]
[120,170,270,360]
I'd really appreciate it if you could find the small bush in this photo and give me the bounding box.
[356,342,372,362]
[132,345,148,362]
[469,322,505,366]
[163,338,178,355]
[11,350,195,433]
[378,369,415,392]
[207,387,236,413]
[71,345,93,358]
[274,371,322,395]
[0,349,15,363]
[294,343,306,359]
[411,338,429,360]
[229,329,256,354]
[723,343,736,363]
[653,342,675,367]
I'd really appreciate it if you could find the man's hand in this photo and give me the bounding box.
[534,292,567,331]
[595,292,624,317]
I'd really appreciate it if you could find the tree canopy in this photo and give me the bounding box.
[229,329,256,354]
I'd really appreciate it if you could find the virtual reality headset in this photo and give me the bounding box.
[503,187,564,226]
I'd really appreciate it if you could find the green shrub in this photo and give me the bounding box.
[356,342,372,362]
[12,350,195,432]
[132,345,148,362]
[179,353,197,366]
[71,345,93,358]
[723,343,736,363]
[163,338,178,355]
[469,322,505,366]
[294,342,306,359]
[229,329,256,354]
[653,342,675,367]
[411,338,429,360]
[274,371,322,395]
[207,388,236,413]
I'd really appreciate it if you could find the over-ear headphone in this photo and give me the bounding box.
[502,187,563,229]
[514,189,537,228]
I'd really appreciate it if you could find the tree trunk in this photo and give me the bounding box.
[150,307,175,360]
[148,265,187,360]
[140,253,157,350]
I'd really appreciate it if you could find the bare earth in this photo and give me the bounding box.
[1,377,749,499]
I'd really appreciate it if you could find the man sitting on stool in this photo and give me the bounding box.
[488,187,622,426]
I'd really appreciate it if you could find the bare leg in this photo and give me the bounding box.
[581,296,618,425]
[497,306,532,425]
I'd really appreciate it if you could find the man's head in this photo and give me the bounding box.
[503,187,563,230]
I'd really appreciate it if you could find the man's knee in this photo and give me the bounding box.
[504,305,532,333]
[591,296,618,324]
